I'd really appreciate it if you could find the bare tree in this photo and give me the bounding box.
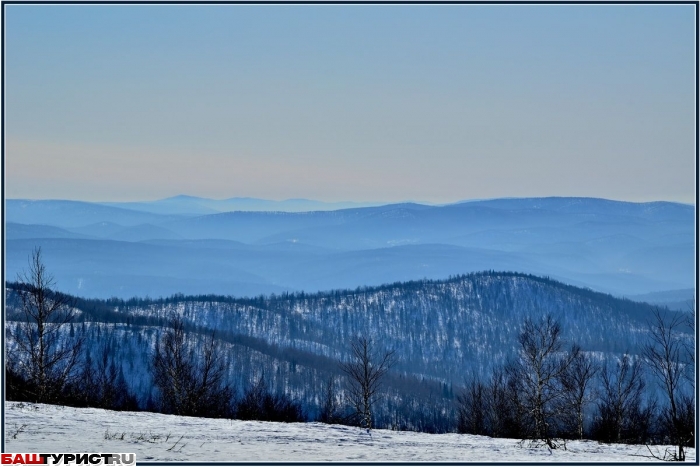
[457,378,488,435]
[318,376,344,424]
[593,354,651,444]
[486,367,525,439]
[507,315,575,448]
[683,301,695,389]
[81,333,138,410]
[339,337,396,431]
[8,248,83,403]
[643,309,694,461]
[560,345,599,439]
[236,374,305,422]
[152,318,233,418]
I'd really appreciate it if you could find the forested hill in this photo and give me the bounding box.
[5,271,684,430]
[9,271,669,379]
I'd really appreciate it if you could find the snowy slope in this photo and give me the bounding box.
[4,402,694,463]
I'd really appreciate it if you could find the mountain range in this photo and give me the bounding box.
[5,196,695,302]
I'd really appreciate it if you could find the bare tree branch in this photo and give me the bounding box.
[7,248,83,403]
[643,308,694,461]
[339,337,396,431]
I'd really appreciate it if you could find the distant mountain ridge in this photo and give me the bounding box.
[6,199,185,228]
[99,195,389,215]
[5,196,694,299]
[8,195,692,224]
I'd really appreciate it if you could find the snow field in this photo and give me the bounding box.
[4,402,695,463]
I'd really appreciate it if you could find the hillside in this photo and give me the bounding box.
[6,271,682,430]
[92,272,664,377]
[5,402,694,462]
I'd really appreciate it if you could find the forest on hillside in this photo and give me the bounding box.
[4,251,695,459]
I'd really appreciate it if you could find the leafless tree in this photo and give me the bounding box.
[236,374,305,422]
[594,354,651,444]
[457,367,525,439]
[318,375,344,424]
[683,301,695,389]
[152,318,233,417]
[507,315,575,448]
[81,333,138,410]
[560,345,599,439]
[339,337,396,431]
[457,378,487,435]
[643,309,694,461]
[8,248,83,403]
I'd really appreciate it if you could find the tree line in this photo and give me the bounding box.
[455,314,694,460]
[4,249,695,458]
[5,250,399,427]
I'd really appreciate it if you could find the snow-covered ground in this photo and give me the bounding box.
[4,402,695,463]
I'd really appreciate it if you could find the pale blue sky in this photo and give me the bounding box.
[4,4,696,203]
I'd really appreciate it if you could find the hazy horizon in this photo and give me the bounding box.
[5,4,696,204]
[5,193,696,206]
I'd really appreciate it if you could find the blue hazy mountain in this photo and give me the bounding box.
[628,288,695,311]
[5,196,694,299]
[6,199,189,228]
[5,222,93,240]
[100,195,386,215]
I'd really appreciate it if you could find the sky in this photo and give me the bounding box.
[4,4,696,204]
